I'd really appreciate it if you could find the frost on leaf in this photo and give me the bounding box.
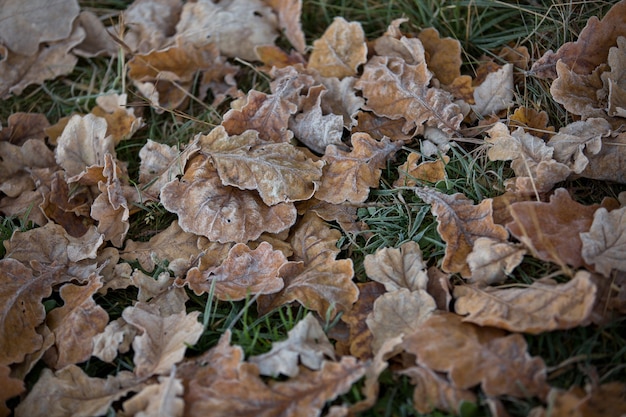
[604,36,626,117]
[364,241,429,292]
[122,374,184,417]
[471,64,514,116]
[454,271,597,334]
[356,56,463,135]
[402,312,549,399]
[581,206,626,277]
[265,0,306,53]
[0,139,56,198]
[249,313,335,377]
[91,93,143,145]
[394,152,448,187]
[417,28,462,85]
[198,126,324,206]
[316,133,402,204]
[415,187,508,277]
[183,242,286,301]
[466,237,526,285]
[547,118,610,173]
[160,155,297,243]
[308,17,367,78]
[507,188,600,268]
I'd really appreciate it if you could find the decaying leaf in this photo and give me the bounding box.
[394,152,448,187]
[308,17,367,78]
[266,0,306,53]
[415,187,508,277]
[454,271,596,334]
[122,373,184,417]
[604,36,626,117]
[417,28,462,85]
[471,64,514,116]
[364,241,429,292]
[580,131,626,184]
[547,118,611,174]
[0,138,56,198]
[467,237,526,285]
[581,206,626,277]
[92,317,136,364]
[91,93,143,144]
[1,364,24,417]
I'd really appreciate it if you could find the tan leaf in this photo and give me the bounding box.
[581,206,626,277]
[604,36,626,117]
[549,61,608,120]
[402,312,549,398]
[547,118,611,173]
[160,155,297,243]
[372,23,426,65]
[509,107,555,140]
[0,112,50,145]
[366,288,436,354]
[466,237,526,285]
[72,11,118,58]
[121,0,182,54]
[507,188,599,268]
[122,303,203,378]
[415,187,508,277]
[198,126,324,205]
[351,111,414,141]
[417,28,462,85]
[316,133,402,204]
[130,270,177,305]
[394,152,448,187]
[364,241,429,292]
[249,313,335,377]
[356,56,463,135]
[257,213,358,317]
[14,366,139,417]
[183,242,286,300]
[316,76,365,129]
[308,17,367,78]
[531,382,626,417]
[91,93,142,144]
[92,317,136,363]
[122,374,184,417]
[581,131,626,184]
[454,271,596,334]
[265,0,306,53]
[0,364,24,417]
[471,64,514,116]
[44,274,108,369]
[339,282,385,360]
[0,139,56,198]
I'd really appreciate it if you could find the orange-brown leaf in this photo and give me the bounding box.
[417,28,462,85]
[364,241,429,292]
[308,17,367,78]
[0,364,24,417]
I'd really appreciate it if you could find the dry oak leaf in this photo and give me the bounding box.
[0,112,49,145]
[249,312,335,378]
[257,212,358,318]
[92,317,137,364]
[198,126,324,206]
[547,118,611,174]
[415,187,508,277]
[352,111,414,142]
[356,56,463,135]
[265,0,306,53]
[183,242,286,301]
[402,312,549,399]
[604,36,626,117]
[509,107,555,140]
[454,271,597,334]
[14,365,139,417]
[394,152,448,187]
[122,373,184,417]
[466,237,526,286]
[364,241,429,292]
[0,138,56,198]
[580,131,626,184]
[417,28,462,86]
[316,133,402,204]
[315,75,365,129]
[308,17,367,78]
[372,22,426,65]
[507,188,599,269]
[91,93,143,145]
[160,154,297,243]
[120,0,182,54]
[550,61,608,121]
[471,63,514,117]
[71,11,118,58]
[122,302,203,379]
[44,274,109,369]
[0,364,24,417]
[530,382,626,417]
[581,206,626,277]
[531,0,626,79]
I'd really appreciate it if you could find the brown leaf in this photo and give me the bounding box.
[0,364,24,417]
[339,282,385,360]
[160,155,297,243]
[471,64,514,116]
[507,188,599,268]
[454,271,597,334]
[547,118,611,174]
[531,383,626,417]
[45,274,109,369]
[356,56,463,135]
[266,0,306,53]
[352,111,414,141]
[315,76,365,129]
[122,374,184,417]
[466,237,526,285]
[415,187,508,277]
[92,317,136,364]
[550,61,608,120]
[308,17,367,78]
[199,126,324,205]
[580,131,626,184]
[72,11,118,58]
[120,0,182,54]
[14,366,139,417]
[581,206,626,277]
[603,36,626,117]
[372,22,425,65]
[364,241,429,292]
[183,242,286,300]
[0,139,56,198]
[91,93,143,144]
[509,107,555,140]
[316,133,402,204]
[0,112,50,145]
[394,153,448,187]
[257,213,358,317]
[417,28,462,85]
[249,313,335,377]
[402,312,549,398]
[122,303,203,378]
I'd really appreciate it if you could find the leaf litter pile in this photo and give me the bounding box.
[1,0,626,416]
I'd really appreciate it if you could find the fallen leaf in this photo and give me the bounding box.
[580,131,626,184]
[266,0,306,53]
[183,242,286,301]
[364,241,429,292]
[122,373,184,417]
[92,317,136,363]
[415,187,508,277]
[352,111,414,141]
[509,107,555,140]
[0,364,24,417]
[531,382,626,417]
[130,270,177,304]
[315,76,364,129]
[0,139,56,198]
[308,17,367,78]
[549,61,607,120]
[394,152,448,187]
[581,206,626,277]
[472,64,514,116]
[372,22,426,65]
[454,271,597,334]
[507,188,599,268]
[249,313,335,377]
[603,36,626,117]
[122,302,203,378]
[91,93,143,144]
[120,0,182,54]
[417,28,462,85]
[467,237,526,285]
[72,11,118,58]
[547,118,611,173]
[0,112,50,145]
[316,133,402,204]
[160,154,297,243]
[356,56,463,135]
[402,312,549,398]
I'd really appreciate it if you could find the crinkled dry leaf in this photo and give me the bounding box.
[604,36,626,117]
[547,118,611,174]
[130,270,176,305]
[120,0,181,54]
[550,61,608,120]
[266,0,306,53]
[339,282,385,360]
[356,56,463,135]
[466,237,526,285]
[1,364,24,417]
[578,131,626,184]
[364,241,429,292]
[92,317,136,363]
[0,112,50,145]
[14,366,139,417]
[316,76,364,129]
[160,155,297,243]
[415,187,508,277]
[72,11,118,58]
[417,28,461,85]
[122,303,203,378]
[394,152,448,187]
[308,17,367,78]
[509,107,555,140]
[366,288,436,353]
[531,382,626,417]
[199,126,324,206]
[507,188,599,268]
[316,133,402,204]
[352,111,414,141]
[402,312,549,398]
[45,274,109,369]
[91,93,142,144]
[249,313,335,377]
[0,139,56,198]
[581,206,626,277]
[122,374,184,417]
[454,271,596,334]
[183,242,286,300]
[373,23,425,65]
[471,64,514,116]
